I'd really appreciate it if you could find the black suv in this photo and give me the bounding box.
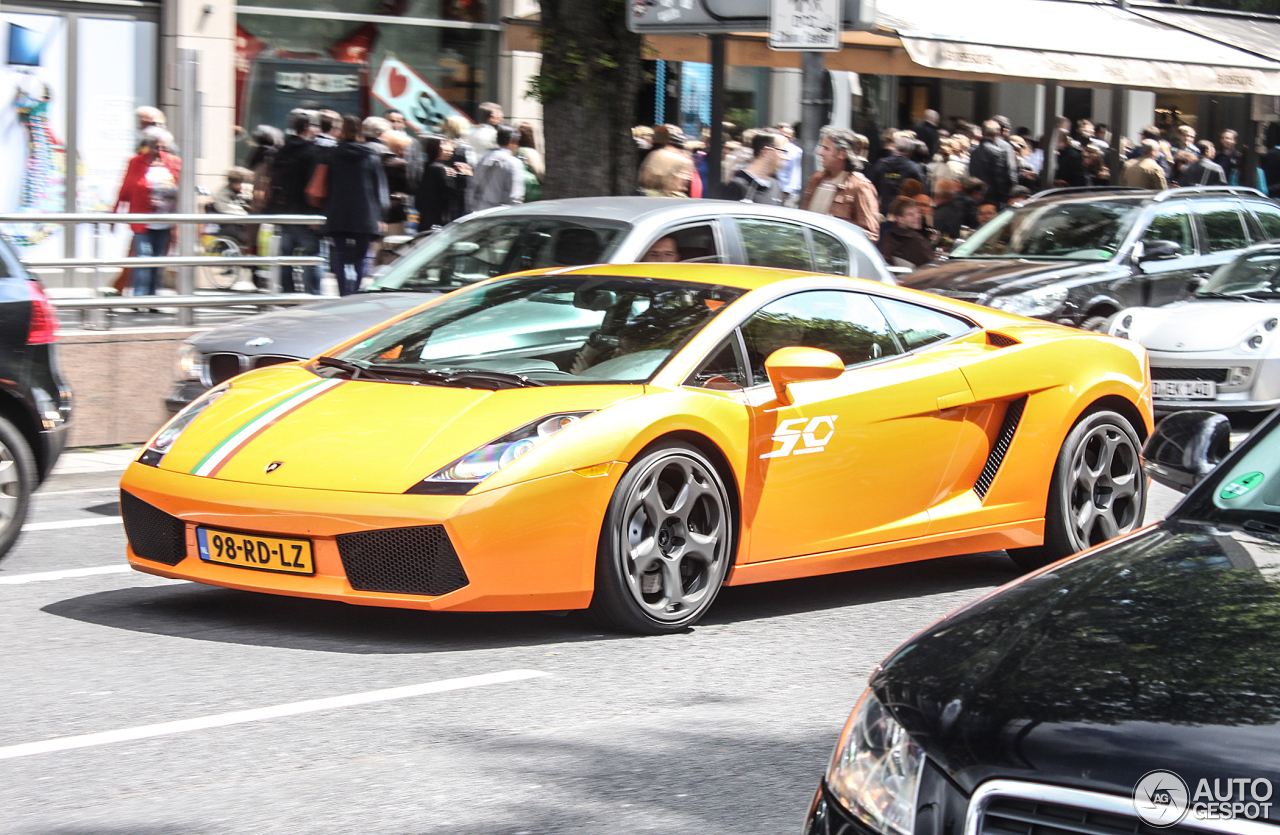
[0,237,72,559]
[902,186,1280,329]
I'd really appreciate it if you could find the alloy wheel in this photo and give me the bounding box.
[1066,422,1142,548]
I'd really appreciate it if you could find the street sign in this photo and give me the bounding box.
[627,0,875,35]
[769,0,840,51]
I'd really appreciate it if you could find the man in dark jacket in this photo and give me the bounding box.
[269,109,322,294]
[968,120,1018,207]
[866,135,926,214]
[914,110,941,157]
[1219,129,1242,185]
[1178,141,1227,186]
[722,130,785,204]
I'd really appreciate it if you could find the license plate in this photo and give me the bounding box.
[1153,380,1217,400]
[196,527,314,575]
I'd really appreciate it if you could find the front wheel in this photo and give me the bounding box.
[1009,409,1146,572]
[0,414,36,562]
[589,442,734,634]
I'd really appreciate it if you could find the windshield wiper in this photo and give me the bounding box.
[365,365,546,390]
[1196,292,1267,302]
[314,355,388,380]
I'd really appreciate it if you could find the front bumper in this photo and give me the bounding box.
[1150,352,1280,413]
[120,460,624,612]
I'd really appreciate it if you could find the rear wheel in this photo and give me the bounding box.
[589,442,733,634]
[1009,409,1145,572]
[0,415,37,562]
[197,236,247,291]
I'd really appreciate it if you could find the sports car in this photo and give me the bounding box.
[120,263,1153,634]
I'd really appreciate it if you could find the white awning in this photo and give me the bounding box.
[876,0,1280,95]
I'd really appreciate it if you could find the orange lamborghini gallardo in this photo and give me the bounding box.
[120,264,1152,633]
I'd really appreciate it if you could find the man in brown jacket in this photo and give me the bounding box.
[800,127,880,241]
[1121,140,1168,190]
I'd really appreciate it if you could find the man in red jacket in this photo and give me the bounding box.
[115,127,181,300]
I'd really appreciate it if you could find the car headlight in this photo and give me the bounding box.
[826,689,925,835]
[177,343,203,380]
[408,412,593,494]
[138,384,229,467]
[989,286,1069,317]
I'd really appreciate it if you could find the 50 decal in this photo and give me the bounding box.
[760,415,838,459]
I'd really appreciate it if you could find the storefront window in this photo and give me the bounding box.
[236,1,497,143]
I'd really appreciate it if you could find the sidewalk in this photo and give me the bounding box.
[51,447,140,475]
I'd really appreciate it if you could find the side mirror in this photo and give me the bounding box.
[1143,410,1231,493]
[764,347,844,406]
[450,241,480,255]
[1138,240,1181,264]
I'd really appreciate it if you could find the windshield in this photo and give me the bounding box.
[331,275,745,386]
[951,200,1139,261]
[1198,250,1280,298]
[369,217,629,292]
[1179,416,1280,531]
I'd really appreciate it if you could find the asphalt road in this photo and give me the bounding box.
[0,452,1184,835]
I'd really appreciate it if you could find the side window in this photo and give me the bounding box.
[1252,203,1280,242]
[810,228,851,276]
[740,290,900,382]
[641,224,720,263]
[875,298,975,350]
[1141,208,1196,256]
[1197,203,1250,253]
[736,219,813,270]
[685,337,748,390]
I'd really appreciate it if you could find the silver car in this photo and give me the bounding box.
[167,197,892,411]
[1108,242,1280,412]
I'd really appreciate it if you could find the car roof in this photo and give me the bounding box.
[539,262,874,292]
[1027,185,1272,208]
[471,196,855,227]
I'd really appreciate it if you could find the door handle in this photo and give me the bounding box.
[937,390,975,410]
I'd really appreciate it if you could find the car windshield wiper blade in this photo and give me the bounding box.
[365,365,546,389]
[315,355,383,379]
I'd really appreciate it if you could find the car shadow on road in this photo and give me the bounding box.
[40,551,1019,654]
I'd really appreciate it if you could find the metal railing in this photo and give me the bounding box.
[0,212,328,327]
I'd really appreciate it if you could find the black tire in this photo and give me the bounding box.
[1009,409,1146,572]
[0,414,37,562]
[1080,315,1111,332]
[589,442,734,634]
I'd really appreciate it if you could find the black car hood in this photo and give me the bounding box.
[875,521,1280,815]
[902,258,1107,298]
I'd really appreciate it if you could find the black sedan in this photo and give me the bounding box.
[807,407,1280,835]
[0,236,72,559]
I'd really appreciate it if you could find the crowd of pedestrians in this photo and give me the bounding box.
[115,102,545,298]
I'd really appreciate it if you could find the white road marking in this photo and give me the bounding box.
[0,565,132,585]
[22,517,121,532]
[36,487,120,497]
[0,669,549,760]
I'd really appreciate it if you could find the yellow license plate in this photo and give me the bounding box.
[196,527,314,575]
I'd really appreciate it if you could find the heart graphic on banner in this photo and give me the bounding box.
[388,68,408,98]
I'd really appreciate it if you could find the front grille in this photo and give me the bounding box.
[1151,366,1229,383]
[982,795,1184,835]
[120,490,187,565]
[975,397,1027,499]
[207,353,245,385]
[252,355,296,369]
[335,525,469,596]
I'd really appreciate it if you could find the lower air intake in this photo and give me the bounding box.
[336,525,469,596]
[974,397,1027,499]
[120,490,188,565]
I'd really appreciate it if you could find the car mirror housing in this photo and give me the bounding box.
[1143,410,1231,493]
[765,347,844,406]
[1138,239,1181,264]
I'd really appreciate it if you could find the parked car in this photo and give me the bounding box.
[166,197,894,412]
[902,185,1280,330]
[0,236,72,560]
[125,263,1149,634]
[1109,242,1280,413]
[806,406,1280,835]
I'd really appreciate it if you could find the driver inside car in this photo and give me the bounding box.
[640,236,681,263]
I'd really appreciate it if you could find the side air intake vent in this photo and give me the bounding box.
[974,397,1027,499]
[120,490,188,565]
[987,331,1020,348]
[336,525,469,596]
